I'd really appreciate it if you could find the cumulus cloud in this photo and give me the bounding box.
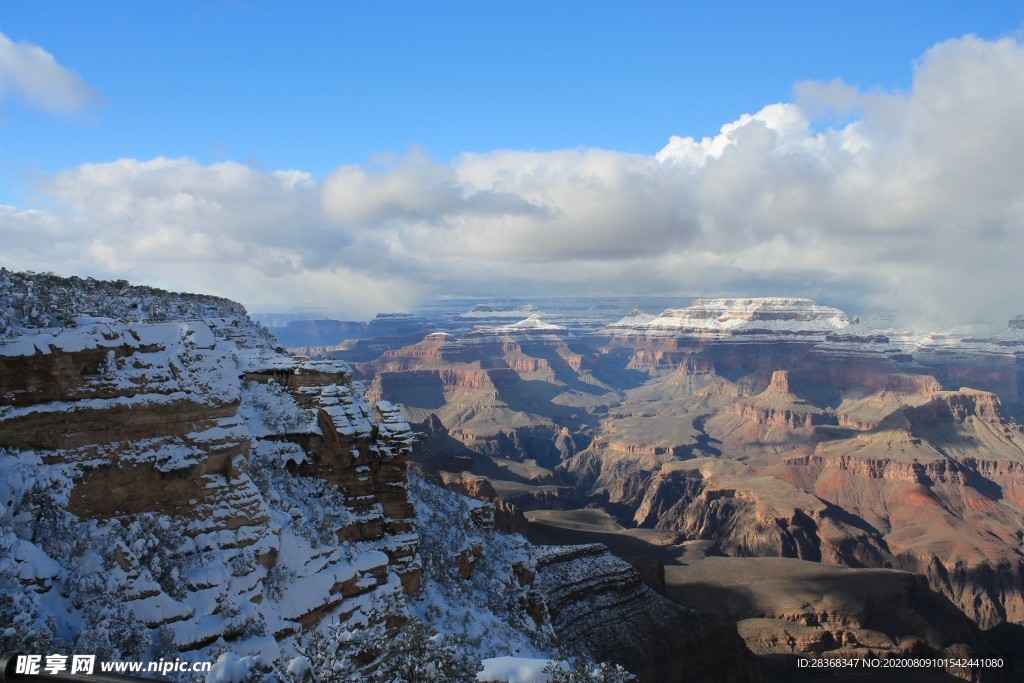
[6,34,1024,326]
[0,32,101,114]
[0,158,416,318]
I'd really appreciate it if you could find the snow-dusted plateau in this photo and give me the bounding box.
[4,269,1024,682]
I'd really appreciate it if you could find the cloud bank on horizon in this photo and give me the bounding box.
[2,33,1023,328]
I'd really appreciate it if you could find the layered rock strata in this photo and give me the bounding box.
[0,274,419,669]
[300,294,1024,646]
[523,544,759,683]
[667,550,1010,682]
[912,319,1024,417]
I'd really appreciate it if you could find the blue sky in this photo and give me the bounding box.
[4,2,1021,183]
[2,3,1024,325]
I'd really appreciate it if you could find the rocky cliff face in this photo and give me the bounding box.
[557,308,1024,642]
[772,391,1024,630]
[599,299,856,382]
[911,318,1024,418]
[667,550,1010,682]
[608,387,1024,631]
[523,544,759,683]
[0,272,419,673]
[405,474,762,682]
[727,370,835,430]
[351,330,617,521]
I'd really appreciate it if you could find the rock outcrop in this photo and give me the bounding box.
[912,317,1024,418]
[773,390,1024,629]
[0,272,419,671]
[666,551,1011,682]
[727,370,835,429]
[523,544,759,683]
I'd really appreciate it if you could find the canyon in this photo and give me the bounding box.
[5,271,1023,681]
[297,296,1024,680]
[0,271,757,682]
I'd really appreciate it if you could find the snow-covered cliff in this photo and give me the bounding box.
[0,272,421,678]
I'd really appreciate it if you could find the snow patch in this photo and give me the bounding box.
[606,297,852,339]
[477,656,559,683]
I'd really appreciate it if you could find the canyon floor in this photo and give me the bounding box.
[527,508,994,682]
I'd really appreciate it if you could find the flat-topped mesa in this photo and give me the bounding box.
[364,312,433,338]
[913,317,1024,362]
[289,314,433,364]
[965,314,1024,351]
[602,298,854,377]
[355,332,480,377]
[910,316,1024,417]
[798,332,919,388]
[898,387,1010,426]
[783,332,934,403]
[456,303,538,319]
[1001,313,1024,335]
[809,331,913,364]
[605,297,852,341]
[768,368,792,393]
[467,314,569,338]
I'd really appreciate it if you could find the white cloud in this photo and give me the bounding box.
[5,34,1024,326]
[0,32,101,114]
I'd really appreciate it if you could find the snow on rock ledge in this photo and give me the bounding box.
[0,270,419,677]
[476,656,557,683]
[606,297,852,341]
[469,314,569,337]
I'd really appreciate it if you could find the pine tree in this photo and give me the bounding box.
[374,617,480,683]
[543,652,635,683]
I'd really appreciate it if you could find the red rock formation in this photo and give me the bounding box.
[727,371,836,429]
[435,473,529,534]
[769,390,1024,628]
